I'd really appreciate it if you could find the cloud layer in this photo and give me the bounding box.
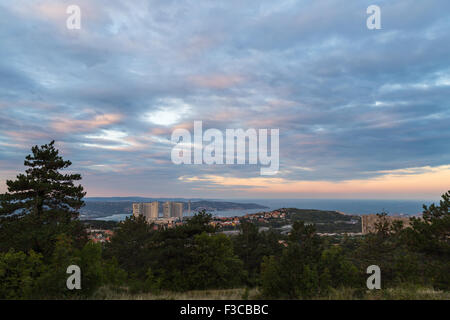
[0,0,449,199]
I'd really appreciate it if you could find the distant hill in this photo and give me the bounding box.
[84,197,204,202]
[286,208,355,222]
[284,208,361,233]
[80,199,268,219]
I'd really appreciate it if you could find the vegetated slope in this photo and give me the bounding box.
[285,208,361,233]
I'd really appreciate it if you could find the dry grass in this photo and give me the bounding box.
[91,287,260,300]
[91,286,449,300]
[364,286,450,300]
[317,286,450,300]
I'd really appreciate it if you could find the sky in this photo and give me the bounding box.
[0,0,449,200]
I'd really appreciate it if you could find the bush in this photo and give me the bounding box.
[0,249,44,299]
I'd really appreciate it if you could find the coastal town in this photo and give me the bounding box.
[86,206,414,243]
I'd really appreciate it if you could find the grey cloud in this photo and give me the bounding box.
[0,0,449,196]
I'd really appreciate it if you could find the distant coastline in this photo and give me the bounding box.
[80,198,268,221]
[80,197,434,221]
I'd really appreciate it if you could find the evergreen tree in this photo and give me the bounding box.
[104,215,155,278]
[186,233,245,290]
[407,190,450,256]
[0,249,44,299]
[0,141,87,257]
[405,190,450,289]
[233,221,282,286]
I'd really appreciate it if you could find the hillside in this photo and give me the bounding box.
[80,199,268,219]
[286,208,361,233]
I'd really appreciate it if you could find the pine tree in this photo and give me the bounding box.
[407,190,450,256]
[0,141,87,257]
[406,191,450,289]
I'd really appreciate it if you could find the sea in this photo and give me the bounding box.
[213,198,436,217]
[95,198,437,221]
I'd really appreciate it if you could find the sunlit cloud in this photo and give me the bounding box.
[80,163,129,173]
[189,74,244,89]
[52,114,122,133]
[369,165,450,176]
[144,99,192,126]
[83,129,130,150]
[85,129,127,143]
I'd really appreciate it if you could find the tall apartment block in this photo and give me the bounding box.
[172,202,183,218]
[132,203,144,218]
[163,201,183,219]
[163,201,171,218]
[133,201,159,222]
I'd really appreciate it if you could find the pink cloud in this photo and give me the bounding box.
[4,130,51,141]
[51,113,122,133]
[189,74,244,89]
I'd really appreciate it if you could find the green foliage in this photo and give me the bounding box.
[233,221,283,286]
[287,209,361,233]
[186,233,245,290]
[25,234,127,299]
[320,246,359,288]
[104,210,246,292]
[183,209,217,234]
[0,249,44,299]
[404,191,450,290]
[104,215,155,278]
[348,194,450,291]
[102,257,127,287]
[32,234,80,298]
[260,255,282,298]
[79,241,104,295]
[351,214,421,288]
[0,233,127,299]
[260,221,360,299]
[83,220,119,230]
[407,191,449,255]
[143,267,162,294]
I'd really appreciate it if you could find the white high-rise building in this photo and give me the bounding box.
[162,201,183,219]
[163,201,171,218]
[133,201,159,222]
[146,201,159,220]
[132,203,144,218]
[172,202,183,218]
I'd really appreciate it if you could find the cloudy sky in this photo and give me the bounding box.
[0,0,449,199]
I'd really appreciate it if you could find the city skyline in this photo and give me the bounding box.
[0,1,449,200]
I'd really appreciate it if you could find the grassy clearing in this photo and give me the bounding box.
[364,286,450,300]
[315,286,450,300]
[91,287,260,300]
[91,286,449,300]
